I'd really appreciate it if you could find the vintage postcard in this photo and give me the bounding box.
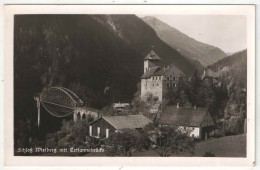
[4,5,255,166]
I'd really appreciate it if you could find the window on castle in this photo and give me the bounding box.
[167,76,170,80]
[173,77,176,80]
[167,83,170,87]
[174,83,177,87]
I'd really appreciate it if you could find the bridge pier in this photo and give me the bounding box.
[34,96,41,128]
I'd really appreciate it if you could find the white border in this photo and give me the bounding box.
[3,5,255,167]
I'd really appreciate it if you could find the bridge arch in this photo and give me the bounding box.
[35,86,84,127]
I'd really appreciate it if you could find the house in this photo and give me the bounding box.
[113,102,130,114]
[201,68,219,85]
[74,107,102,122]
[89,114,152,139]
[141,49,184,102]
[159,106,215,140]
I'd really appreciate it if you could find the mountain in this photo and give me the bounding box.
[209,49,247,87]
[142,16,227,67]
[14,15,197,122]
[225,52,233,56]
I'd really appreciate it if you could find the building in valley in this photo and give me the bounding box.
[141,50,184,102]
[113,102,130,114]
[89,114,151,139]
[201,68,219,85]
[159,105,215,140]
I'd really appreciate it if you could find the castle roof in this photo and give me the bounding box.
[152,65,174,76]
[144,50,161,60]
[141,66,159,79]
[141,64,179,79]
[159,106,209,127]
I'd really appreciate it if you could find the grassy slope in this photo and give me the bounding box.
[86,134,246,157]
[194,134,246,157]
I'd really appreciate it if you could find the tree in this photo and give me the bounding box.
[188,70,203,106]
[70,120,89,144]
[166,76,192,107]
[131,88,164,117]
[144,123,195,157]
[69,82,96,107]
[104,129,144,156]
[45,119,89,150]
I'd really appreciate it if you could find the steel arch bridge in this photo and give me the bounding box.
[35,86,84,127]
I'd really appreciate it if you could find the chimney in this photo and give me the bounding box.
[177,102,180,108]
[194,105,196,109]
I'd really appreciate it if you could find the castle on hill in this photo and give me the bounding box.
[140,49,184,102]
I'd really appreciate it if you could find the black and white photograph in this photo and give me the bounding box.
[3,5,255,166]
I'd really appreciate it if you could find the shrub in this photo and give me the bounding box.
[203,151,215,157]
[213,129,225,138]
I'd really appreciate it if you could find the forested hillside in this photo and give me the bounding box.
[209,50,247,134]
[209,50,247,87]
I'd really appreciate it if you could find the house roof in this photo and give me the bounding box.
[75,106,103,113]
[100,114,152,130]
[144,50,161,60]
[201,69,219,79]
[141,66,159,79]
[113,103,130,108]
[159,106,208,127]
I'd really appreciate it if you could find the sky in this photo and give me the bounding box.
[140,15,247,54]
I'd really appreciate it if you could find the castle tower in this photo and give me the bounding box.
[141,48,184,103]
[144,49,161,73]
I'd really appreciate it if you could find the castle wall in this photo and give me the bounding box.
[162,66,183,99]
[141,62,184,102]
[141,77,163,101]
[144,60,156,73]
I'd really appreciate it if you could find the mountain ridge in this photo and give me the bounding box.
[142,16,227,67]
[208,49,247,87]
